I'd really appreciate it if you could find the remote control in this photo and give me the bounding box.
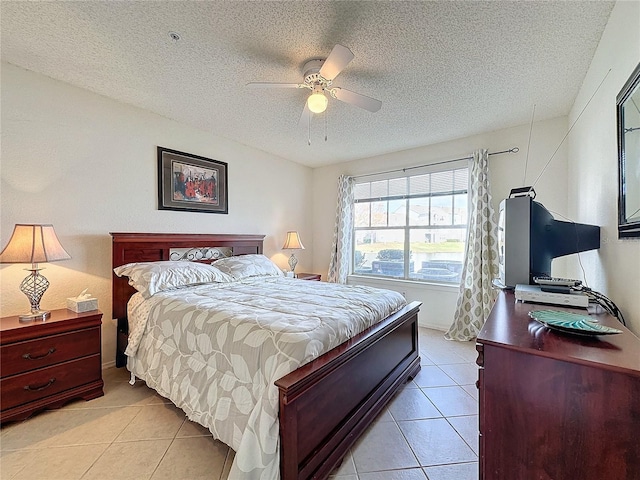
[533,276,582,287]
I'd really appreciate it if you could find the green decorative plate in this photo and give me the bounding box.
[529,310,622,336]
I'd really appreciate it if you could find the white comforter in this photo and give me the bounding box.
[126,276,405,480]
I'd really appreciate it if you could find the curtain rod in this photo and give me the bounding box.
[352,147,520,180]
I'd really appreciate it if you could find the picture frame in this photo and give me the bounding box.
[157,147,228,214]
[617,62,640,238]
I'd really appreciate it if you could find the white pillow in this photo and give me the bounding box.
[113,261,233,298]
[211,254,283,280]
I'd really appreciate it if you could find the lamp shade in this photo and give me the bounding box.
[0,224,71,264]
[282,231,305,250]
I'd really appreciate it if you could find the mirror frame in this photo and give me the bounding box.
[617,62,640,238]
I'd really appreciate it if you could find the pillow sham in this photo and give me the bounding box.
[211,254,283,280]
[113,261,233,298]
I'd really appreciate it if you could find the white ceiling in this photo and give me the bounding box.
[1,1,614,168]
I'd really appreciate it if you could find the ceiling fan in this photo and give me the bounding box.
[247,44,382,125]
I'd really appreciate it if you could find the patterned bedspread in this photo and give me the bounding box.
[126,276,405,480]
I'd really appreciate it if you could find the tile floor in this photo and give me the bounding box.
[0,328,479,480]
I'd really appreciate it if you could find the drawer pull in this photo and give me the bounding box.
[23,348,56,360]
[24,378,56,392]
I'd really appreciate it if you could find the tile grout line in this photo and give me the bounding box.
[442,415,479,459]
[391,411,427,477]
[7,458,27,480]
[147,414,187,480]
[413,364,458,389]
[409,341,441,474]
[418,338,479,474]
[78,403,151,480]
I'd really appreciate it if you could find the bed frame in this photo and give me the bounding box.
[111,232,421,480]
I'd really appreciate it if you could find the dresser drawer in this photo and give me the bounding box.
[1,327,100,378]
[0,354,101,410]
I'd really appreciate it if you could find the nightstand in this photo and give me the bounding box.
[0,308,104,424]
[296,273,321,281]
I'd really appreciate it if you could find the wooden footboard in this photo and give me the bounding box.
[275,301,421,480]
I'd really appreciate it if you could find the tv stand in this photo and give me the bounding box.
[476,291,640,479]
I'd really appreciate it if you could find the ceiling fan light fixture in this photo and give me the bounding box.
[307,91,328,114]
[248,44,382,118]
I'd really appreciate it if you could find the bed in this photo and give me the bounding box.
[111,232,421,480]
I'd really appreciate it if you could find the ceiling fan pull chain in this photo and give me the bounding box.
[308,115,311,146]
[325,111,328,142]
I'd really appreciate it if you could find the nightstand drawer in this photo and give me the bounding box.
[0,327,101,378]
[0,354,101,410]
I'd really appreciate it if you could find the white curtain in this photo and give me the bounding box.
[445,149,499,341]
[328,175,355,284]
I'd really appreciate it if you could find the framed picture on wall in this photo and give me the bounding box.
[157,147,228,214]
[617,62,640,238]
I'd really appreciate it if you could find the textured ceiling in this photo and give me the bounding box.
[1,1,614,168]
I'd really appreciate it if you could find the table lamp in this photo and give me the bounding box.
[0,224,71,321]
[282,231,305,275]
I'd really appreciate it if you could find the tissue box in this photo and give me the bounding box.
[66,297,98,313]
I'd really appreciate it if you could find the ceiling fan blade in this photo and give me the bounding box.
[246,82,304,89]
[331,88,382,112]
[319,44,354,80]
[298,102,311,126]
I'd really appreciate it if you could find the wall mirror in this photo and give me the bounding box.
[617,62,640,238]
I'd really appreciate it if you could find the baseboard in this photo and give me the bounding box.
[102,360,116,370]
[419,322,447,332]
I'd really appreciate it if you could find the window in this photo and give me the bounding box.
[353,166,468,284]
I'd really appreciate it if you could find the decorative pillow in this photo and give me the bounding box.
[211,254,283,280]
[113,261,233,298]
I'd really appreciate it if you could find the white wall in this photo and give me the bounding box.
[312,116,570,330]
[567,0,640,334]
[0,63,314,366]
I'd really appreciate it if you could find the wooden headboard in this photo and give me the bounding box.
[110,232,265,321]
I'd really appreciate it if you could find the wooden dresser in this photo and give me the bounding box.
[476,291,640,480]
[0,309,104,423]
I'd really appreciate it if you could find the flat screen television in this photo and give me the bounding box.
[497,190,601,288]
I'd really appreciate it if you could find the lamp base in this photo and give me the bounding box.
[19,309,50,322]
[288,253,298,274]
[19,266,50,322]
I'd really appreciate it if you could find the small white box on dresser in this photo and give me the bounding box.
[66,297,98,313]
